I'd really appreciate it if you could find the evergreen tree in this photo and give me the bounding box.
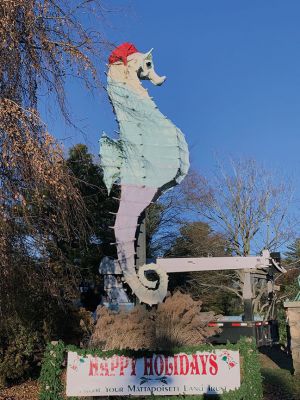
[66,144,118,279]
[285,238,300,269]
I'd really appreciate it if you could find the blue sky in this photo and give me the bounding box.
[43,1,300,188]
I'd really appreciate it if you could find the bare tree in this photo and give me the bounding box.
[178,159,295,316]
[0,0,113,303]
[0,0,113,384]
[146,190,187,257]
[182,160,294,256]
[0,0,110,115]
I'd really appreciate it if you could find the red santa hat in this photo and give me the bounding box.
[108,42,139,65]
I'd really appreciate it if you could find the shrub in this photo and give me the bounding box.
[0,304,93,388]
[0,321,41,388]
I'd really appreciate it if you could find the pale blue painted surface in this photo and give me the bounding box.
[100,78,189,192]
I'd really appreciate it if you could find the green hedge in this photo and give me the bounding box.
[39,338,262,400]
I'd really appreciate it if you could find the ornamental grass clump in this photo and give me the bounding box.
[90,292,220,351]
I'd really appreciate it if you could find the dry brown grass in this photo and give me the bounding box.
[90,291,220,351]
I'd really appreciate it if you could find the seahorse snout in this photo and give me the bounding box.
[148,69,166,86]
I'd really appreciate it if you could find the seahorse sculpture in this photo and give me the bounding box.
[100,43,189,305]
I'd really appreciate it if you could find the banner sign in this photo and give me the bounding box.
[66,350,240,397]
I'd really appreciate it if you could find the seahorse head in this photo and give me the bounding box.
[135,48,166,86]
[108,43,166,93]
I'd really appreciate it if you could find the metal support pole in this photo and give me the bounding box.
[136,211,146,268]
[243,271,253,321]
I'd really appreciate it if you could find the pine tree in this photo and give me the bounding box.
[285,238,300,268]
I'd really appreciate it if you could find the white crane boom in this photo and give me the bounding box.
[156,250,286,274]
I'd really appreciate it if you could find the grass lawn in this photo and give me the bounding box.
[262,368,300,400]
[259,345,300,400]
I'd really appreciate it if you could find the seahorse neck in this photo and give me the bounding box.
[108,64,150,99]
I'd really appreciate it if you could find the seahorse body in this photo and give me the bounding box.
[100,43,189,305]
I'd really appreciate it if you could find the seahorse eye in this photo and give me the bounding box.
[146,62,152,68]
